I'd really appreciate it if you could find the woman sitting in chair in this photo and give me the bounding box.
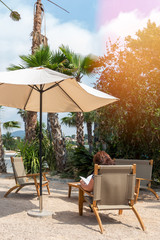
[80,151,115,192]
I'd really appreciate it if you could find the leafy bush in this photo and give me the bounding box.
[62,145,94,181]
[18,124,55,174]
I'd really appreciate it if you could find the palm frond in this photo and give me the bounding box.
[59,45,74,63]
[3,121,21,130]
[61,113,76,126]
[7,64,25,71]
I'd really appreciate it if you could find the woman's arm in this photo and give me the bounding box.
[80,177,94,192]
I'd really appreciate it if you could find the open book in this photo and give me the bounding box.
[79,174,93,185]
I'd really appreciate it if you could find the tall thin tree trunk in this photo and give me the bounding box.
[31,0,47,53]
[76,112,84,145]
[48,113,66,172]
[26,112,37,142]
[94,122,99,143]
[87,122,93,153]
[26,0,47,142]
[0,123,6,173]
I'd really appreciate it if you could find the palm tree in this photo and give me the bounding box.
[26,0,39,142]
[0,106,21,173]
[28,0,68,143]
[8,45,72,172]
[2,132,15,150]
[61,111,96,153]
[59,45,97,146]
[24,0,48,143]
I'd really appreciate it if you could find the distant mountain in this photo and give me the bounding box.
[11,130,25,139]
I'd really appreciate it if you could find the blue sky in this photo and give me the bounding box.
[0,0,160,135]
[42,0,98,31]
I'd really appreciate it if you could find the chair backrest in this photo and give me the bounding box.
[11,157,27,185]
[114,159,153,187]
[93,164,136,206]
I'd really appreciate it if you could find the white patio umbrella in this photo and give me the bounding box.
[0,67,118,216]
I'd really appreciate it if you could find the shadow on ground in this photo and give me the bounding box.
[0,190,38,218]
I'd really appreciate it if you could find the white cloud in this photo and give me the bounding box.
[0,6,33,70]
[47,18,94,55]
[97,8,160,53]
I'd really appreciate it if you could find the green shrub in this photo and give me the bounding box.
[18,124,55,174]
[62,145,94,181]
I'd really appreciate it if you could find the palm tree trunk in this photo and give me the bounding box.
[87,121,93,153]
[26,112,37,142]
[48,113,66,172]
[94,122,99,143]
[76,112,84,145]
[26,0,48,142]
[0,122,6,173]
[31,0,47,53]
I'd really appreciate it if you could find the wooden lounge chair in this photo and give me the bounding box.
[79,164,145,234]
[67,182,80,198]
[4,156,50,198]
[114,159,159,202]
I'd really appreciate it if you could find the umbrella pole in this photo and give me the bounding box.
[39,87,43,211]
[27,86,52,217]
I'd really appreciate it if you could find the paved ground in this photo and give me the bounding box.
[0,173,160,240]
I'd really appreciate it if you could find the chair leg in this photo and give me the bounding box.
[68,185,72,198]
[148,187,159,200]
[15,186,24,193]
[79,188,84,216]
[37,185,40,197]
[4,185,20,197]
[132,206,145,231]
[46,183,50,195]
[34,183,40,197]
[135,179,140,203]
[33,177,40,197]
[92,207,104,234]
[119,209,123,215]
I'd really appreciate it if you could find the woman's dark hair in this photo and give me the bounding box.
[93,151,115,165]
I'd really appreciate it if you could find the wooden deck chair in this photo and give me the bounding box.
[115,159,159,202]
[78,164,145,234]
[4,156,50,197]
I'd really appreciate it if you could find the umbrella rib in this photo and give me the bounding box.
[57,83,84,112]
[43,80,64,92]
[28,84,41,91]
[44,80,83,111]
[24,87,34,110]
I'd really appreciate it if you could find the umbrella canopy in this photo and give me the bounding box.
[0,67,118,215]
[0,67,117,112]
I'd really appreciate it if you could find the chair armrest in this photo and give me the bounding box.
[136,177,152,182]
[16,175,30,178]
[16,174,40,179]
[16,172,49,179]
[26,173,40,177]
[79,186,93,197]
[27,172,49,177]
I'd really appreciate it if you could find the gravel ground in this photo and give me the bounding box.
[0,173,160,240]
